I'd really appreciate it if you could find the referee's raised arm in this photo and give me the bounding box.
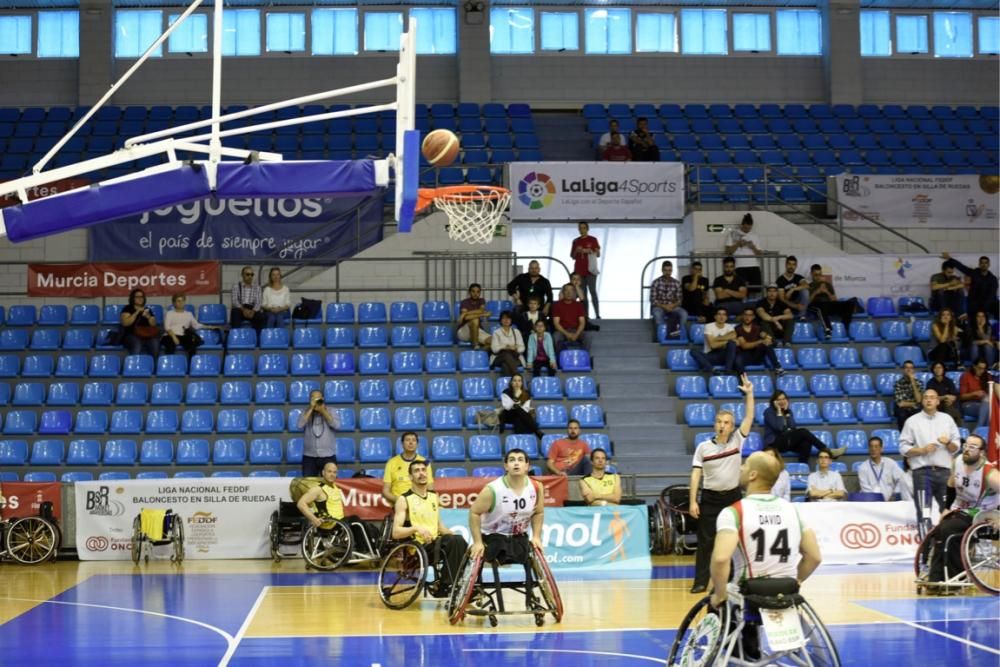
[738,373,755,436]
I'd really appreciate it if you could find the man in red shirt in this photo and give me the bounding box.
[959,358,991,427]
[546,419,592,476]
[550,283,587,354]
[602,132,631,162]
[571,221,601,321]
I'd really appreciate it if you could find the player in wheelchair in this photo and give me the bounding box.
[915,433,999,596]
[295,461,384,570]
[447,448,563,626]
[668,452,839,666]
[378,459,468,608]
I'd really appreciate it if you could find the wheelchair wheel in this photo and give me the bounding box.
[797,600,841,666]
[666,596,729,667]
[529,544,563,623]
[302,520,353,571]
[378,542,428,609]
[6,517,57,565]
[914,526,937,593]
[170,514,184,564]
[649,503,666,555]
[447,550,483,626]
[131,515,142,565]
[268,511,281,562]
[961,520,1000,596]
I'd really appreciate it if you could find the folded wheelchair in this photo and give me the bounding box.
[131,509,184,565]
[915,509,999,596]
[655,484,698,556]
[667,578,840,667]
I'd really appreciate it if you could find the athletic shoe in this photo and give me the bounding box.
[828,446,847,459]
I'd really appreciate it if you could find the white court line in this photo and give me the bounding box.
[218,585,270,667]
[896,618,1000,655]
[463,648,666,664]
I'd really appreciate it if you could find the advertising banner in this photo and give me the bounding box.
[509,162,685,221]
[0,482,61,521]
[836,173,999,228]
[27,261,220,297]
[440,505,651,572]
[88,194,384,262]
[0,177,89,208]
[799,500,934,564]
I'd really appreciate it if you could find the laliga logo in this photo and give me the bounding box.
[518,172,556,210]
[840,523,881,549]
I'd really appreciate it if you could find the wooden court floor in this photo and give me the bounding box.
[0,555,997,666]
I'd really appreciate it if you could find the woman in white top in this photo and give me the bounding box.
[764,446,792,501]
[261,267,291,328]
[499,373,544,438]
[490,310,526,376]
[162,294,211,359]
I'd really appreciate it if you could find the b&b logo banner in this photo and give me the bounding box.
[837,173,999,228]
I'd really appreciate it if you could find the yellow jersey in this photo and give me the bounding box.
[383,454,431,498]
[403,490,440,544]
[581,473,619,502]
[316,483,345,520]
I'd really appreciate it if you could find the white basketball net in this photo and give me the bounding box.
[435,188,512,245]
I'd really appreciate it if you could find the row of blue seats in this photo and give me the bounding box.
[686,398,918,427]
[1,468,517,482]
[673,149,997,170]
[421,167,504,187]
[660,318,937,347]
[676,370,962,400]
[0,431,612,468]
[0,349,594,377]
[668,345,928,372]
[582,102,998,122]
[0,375,598,407]
[587,115,996,137]
[693,183,827,205]
[0,402,607,436]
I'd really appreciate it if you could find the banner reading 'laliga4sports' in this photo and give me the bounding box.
[836,173,999,228]
[509,162,685,221]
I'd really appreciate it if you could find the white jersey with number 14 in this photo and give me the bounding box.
[716,493,804,582]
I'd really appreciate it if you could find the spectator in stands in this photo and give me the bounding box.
[926,361,962,425]
[691,307,742,376]
[507,260,553,317]
[959,358,991,428]
[456,283,491,350]
[546,419,592,477]
[580,449,621,506]
[571,221,601,321]
[807,264,857,338]
[763,390,845,463]
[602,132,631,162]
[806,451,846,502]
[298,389,342,477]
[763,447,791,501]
[231,266,266,332]
[568,272,599,331]
[650,260,686,339]
[900,389,961,521]
[162,293,213,360]
[628,117,660,162]
[527,319,557,376]
[857,436,905,501]
[597,118,620,152]
[681,261,713,323]
[893,360,925,430]
[120,288,161,358]
[516,295,548,340]
[928,308,962,369]
[382,431,432,504]
[491,310,526,376]
[499,373,544,438]
[551,283,587,354]
[929,262,966,316]
[261,267,291,329]
[943,253,999,321]
[735,307,783,375]
[965,310,997,369]
[755,285,794,347]
[724,214,763,296]
[713,256,748,318]
[775,256,810,319]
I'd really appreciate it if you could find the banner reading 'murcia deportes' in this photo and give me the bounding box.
[88,194,384,262]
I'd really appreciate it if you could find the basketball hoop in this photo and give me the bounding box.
[416,185,511,245]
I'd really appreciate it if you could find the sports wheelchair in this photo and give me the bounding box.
[653,484,698,556]
[131,509,184,564]
[377,537,462,609]
[667,578,840,667]
[0,502,60,565]
[446,542,563,627]
[914,509,999,596]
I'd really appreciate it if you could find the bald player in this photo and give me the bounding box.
[710,451,823,610]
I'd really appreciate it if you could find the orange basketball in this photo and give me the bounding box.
[421,129,460,167]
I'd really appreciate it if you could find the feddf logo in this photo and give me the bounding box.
[518,171,556,210]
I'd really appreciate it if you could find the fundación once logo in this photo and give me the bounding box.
[518,171,556,210]
[840,523,881,550]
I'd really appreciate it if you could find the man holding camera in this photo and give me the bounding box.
[297,389,342,477]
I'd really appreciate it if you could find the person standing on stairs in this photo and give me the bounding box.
[571,221,601,322]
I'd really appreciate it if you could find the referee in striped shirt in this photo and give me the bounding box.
[688,373,754,594]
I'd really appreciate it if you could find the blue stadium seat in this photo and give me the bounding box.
[871,428,900,454]
[335,437,355,462]
[71,304,100,326]
[432,435,466,462]
[21,354,53,377]
[213,439,246,464]
[866,297,897,318]
[197,304,227,326]
[109,408,143,434]
[843,373,876,397]
[911,320,931,342]
[429,406,462,430]
[148,381,182,407]
[459,350,489,372]
[536,404,568,428]
[292,327,323,349]
[325,326,355,349]
[12,382,45,406]
[181,409,214,434]
[286,438,304,464]
[428,378,460,402]
[422,301,452,322]
[359,437,392,463]
[3,410,35,435]
[66,439,101,465]
[30,439,64,465]
[391,326,420,348]
[257,353,289,376]
[260,329,290,350]
[684,403,716,427]
[532,376,563,399]
[358,302,387,323]
[330,408,355,431]
[29,329,60,350]
[289,352,321,376]
[830,347,863,369]
[837,430,869,455]
[38,305,67,326]
[822,400,856,424]
[122,354,154,378]
[137,471,169,479]
[435,467,467,478]
[0,354,20,377]
[101,304,123,325]
[468,434,501,460]
[360,407,393,431]
[667,349,699,371]
[358,352,388,375]
[53,353,87,378]
[559,349,592,371]
[63,329,94,350]
[742,432,763,455]
[858,400,892,424]
[422,325,453,347]
[709,375,741,398]
[62,471,95,483]
[357,379,389,404]
[23,472,56,482]
[185,381,217,405]
[78,381,113,407]
[228,328,257,349]
[849,321,880,342]
[473,466,503,478]
[359,326,388,348]
[796,347,829,370]
[217,409,250,433]
[153,354,186,377]
[325,303,355,324]
[393,378,424,402]
[504,434,539,458]
[390,301,419,323]
[462,377,493,401]
[875,372,902,396]
[218,380,251,405]
[809,374,842,397]
[790,401,822,425]
[571,404,605,428]
[392,352,422,374]
[747,375,774,397]
[862,347,894,368]
[39,410,71,435]
[138,439,173,465]
[786,463,810,490]
[879,320,910,342]
[0,439,27,465]
[251,408,285,433]
[893,346,925,366]
[175,471,207,479]
[252,380,285,405]
[6,305,36,326]
[190,354,222,377]
[103,439,138,465]
[790,322,818,344]
[426,351,457,373]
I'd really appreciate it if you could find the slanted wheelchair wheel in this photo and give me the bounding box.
[6,517,57,565]
[666,596,729,667]
[797,600,841,666]
[378,542,428,609]
[961,520,1000,596]
[914,526,937,593]
[268,511,281,562]
[302,520,353,571]
[131,516,142,565]
[170,514,184,564]
[447,551,482,626]
[529,544,563,623]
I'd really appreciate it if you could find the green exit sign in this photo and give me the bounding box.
[707,223,726,232]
